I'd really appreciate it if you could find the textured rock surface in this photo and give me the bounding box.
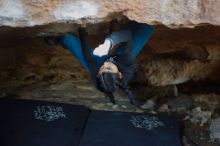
[138,25,220,86]
[0,0,220,27]
[210,118,220,144]
[0,24,220,86]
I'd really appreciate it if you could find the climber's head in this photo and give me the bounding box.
[96,61,122,93]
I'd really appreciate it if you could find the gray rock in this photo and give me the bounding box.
[106,102,113,106]
[121,105,127,109]
[184,107,212,126]
[158,104,170,112]
[168,95,193,112]
[112,104,119,109]
[210,118,220,144]
[140,99,155,110]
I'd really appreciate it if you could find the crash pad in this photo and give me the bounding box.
[79,110,182,146]
[0,99,182,146]
[0,99,90,146]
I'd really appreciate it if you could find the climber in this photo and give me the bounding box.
[47,19,154,104]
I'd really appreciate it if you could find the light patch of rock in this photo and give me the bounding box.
[0,0,29,24]
[158,104,170,113]
[140,99,155,110]
[168,95,193,112]
[210,118,220,144]
[184,107,212,126]
[0,0,220,27]
[54,1,99,21]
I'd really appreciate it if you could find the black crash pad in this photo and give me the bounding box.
[0,99,90,146]
[79,110,182,146]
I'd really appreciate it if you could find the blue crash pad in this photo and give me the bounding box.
[79,110,182,146]
[0,99,182,146]
[0,99,90,146]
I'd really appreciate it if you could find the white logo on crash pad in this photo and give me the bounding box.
[130,115,165,130]
[34,106,67,122]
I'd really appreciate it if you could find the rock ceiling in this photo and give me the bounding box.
[0,0,220,28]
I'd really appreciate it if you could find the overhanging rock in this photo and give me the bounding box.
[0,0,220,28]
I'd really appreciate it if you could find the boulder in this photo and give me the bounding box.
[0,0,220,27]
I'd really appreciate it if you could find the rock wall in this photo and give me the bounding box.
[0,24,220,87]
[138,25,220,86]
[0,0,220,28]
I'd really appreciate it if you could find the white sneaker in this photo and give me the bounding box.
[93,39,112,57]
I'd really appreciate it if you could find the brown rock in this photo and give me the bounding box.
[0,0,220,27]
